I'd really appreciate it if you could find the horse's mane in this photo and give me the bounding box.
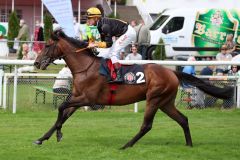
[51,30,100,58]
[51,30,88,49]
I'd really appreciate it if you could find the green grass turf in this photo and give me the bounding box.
[0,107,240,160]
[2,71,240,159]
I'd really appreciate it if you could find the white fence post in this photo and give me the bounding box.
[134,103,138,113]
[0,70,4,106]
[12,65,18,114]
[3,74,8,109]
[237,77,240,108]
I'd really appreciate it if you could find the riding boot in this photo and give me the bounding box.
[109,63,123,83]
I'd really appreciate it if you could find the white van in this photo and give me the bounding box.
[147,8,240,60]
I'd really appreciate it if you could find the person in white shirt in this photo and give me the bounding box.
[216,44,232,75]
[52,19,60,31]
[53,65,72,101]
[125,45,142,60]
[17,43,36,73]
[73,17,81,40]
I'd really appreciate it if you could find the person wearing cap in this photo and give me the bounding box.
[86,7,136,83]
[16,19,30,41]
[16,19,30,57]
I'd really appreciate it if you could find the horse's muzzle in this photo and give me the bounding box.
[34,61,40,69]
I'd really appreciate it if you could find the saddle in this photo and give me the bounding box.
[99,58,146,84]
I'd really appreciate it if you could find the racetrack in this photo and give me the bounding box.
[0,107,239,160]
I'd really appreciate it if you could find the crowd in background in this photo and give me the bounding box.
[14,16,147,73]
[181,34,240,109]
[13,9,240,77]
[8,9,240,109]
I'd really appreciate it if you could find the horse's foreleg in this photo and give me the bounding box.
[56,107,79,142]
[34,102,70,145]
[121,102,158,149]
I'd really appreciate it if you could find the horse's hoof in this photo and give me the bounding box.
[186,144,193,147]
[120,146,126,150]
[33,140,42,145]
[120,144,131,150]
[57,132,63,142]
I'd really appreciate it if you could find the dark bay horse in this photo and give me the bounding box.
[34,30,233,149]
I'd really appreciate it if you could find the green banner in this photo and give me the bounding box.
[0,23,7,39]
[230,9,240,50]
[192,9,238,55]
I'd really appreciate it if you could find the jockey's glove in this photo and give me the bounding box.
[96,42,107,48]
[91,48,100,56]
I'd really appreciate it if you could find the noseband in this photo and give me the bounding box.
[42,39,95,74]
[42,41,65,65]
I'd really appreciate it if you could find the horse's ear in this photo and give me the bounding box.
[52,29,65,40]
[51,32,59,41]
[48,39,54,44]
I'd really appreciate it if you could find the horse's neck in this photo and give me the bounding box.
[63,50,99,74]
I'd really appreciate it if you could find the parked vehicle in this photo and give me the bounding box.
[147,8,240,60]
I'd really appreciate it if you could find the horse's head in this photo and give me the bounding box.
[34,31,64,70]
[34,30,90,70]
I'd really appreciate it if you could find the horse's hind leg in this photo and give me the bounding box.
[161,104,193,146]
[121,101,159,149]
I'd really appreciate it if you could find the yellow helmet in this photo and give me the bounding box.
[87,7,102,18]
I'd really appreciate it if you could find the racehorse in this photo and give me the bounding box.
[34,30,233,149]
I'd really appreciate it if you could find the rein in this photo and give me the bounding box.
[72,47,96,74]
[45,41,96,74]
[72,56,96,74]
[75,47,88,53]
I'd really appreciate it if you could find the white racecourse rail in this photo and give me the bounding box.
[1,59,240,113]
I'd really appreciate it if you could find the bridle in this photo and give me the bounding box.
[42,41,66,65]
[42,40,96,74]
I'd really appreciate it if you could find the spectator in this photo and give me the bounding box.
[16,19,30,56]
[226,65,240,108]
[216,44,232,75]
[53,65,72,101]
[120,49,125,60]
[73,17,81,40]
[125,45,142,60]
[228,65,240,76]
[182,56,196,76]
[200,60,215,76]
[17,43,36,73]
[197,58,215,108]
[52,19,60,31]
[134,20,150,60]
[16,19,30,41]
[33,20,44,55]
[130,20,137,27]
[224,34,237,56]
[180,56,196,108]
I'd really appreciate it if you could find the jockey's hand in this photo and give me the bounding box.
[87,42,98,48]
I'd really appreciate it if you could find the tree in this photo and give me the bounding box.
[153,38,166,60]
[7,11,19,49]
[111,0,126,5]
[107,12,120,19]
[17,42,23,59]
[43,13,53,41]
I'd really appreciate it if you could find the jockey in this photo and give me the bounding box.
[86,7,136,83]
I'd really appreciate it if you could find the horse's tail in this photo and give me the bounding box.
[174,71,234,99]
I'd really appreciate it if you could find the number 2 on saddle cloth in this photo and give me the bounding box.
[99,59,146,84]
